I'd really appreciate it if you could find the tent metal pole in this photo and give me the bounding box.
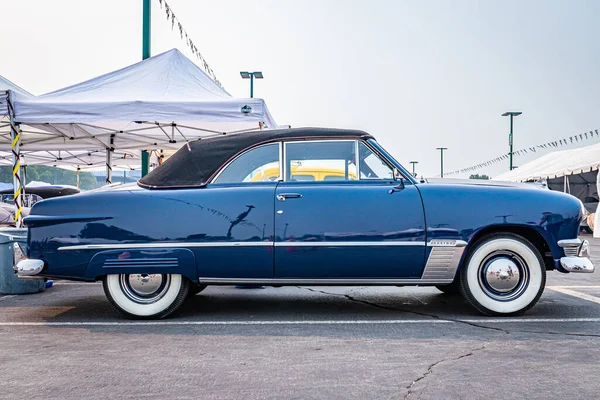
[106,149,113,185]
[7,90,23,227]
[564,175,567,192]
[76,167,81,189]
[106,133,115,185]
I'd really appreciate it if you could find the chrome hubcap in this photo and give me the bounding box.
[129,274,163,295]
[120,274,171,304]
[478,251,529,301]
[484,258,521,293]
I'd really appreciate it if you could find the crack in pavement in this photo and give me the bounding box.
[296,287,600,339]
[404,344,487,400]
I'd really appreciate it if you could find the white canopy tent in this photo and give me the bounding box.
[494,143,600,238]
[9,48,280,152]
[0,149,139,168]
[494,143,600,183]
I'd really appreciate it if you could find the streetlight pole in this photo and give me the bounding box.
[436,148,447,178]
[140,0,151,177]
[240,71,264,98]
[409,161,418,177]
[501,111,522,171]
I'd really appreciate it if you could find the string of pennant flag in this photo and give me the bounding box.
[158,0,223,88]
[442,128,600,177]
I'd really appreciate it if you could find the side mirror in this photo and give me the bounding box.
[388,177,405,194]
[393,168,402,180]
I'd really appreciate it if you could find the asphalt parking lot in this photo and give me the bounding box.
[1,237,600,399]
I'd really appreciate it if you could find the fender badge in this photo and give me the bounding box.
[241,105,252,114]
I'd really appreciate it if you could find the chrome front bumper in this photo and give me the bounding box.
[558,239,595,273]
[12,243,44,279]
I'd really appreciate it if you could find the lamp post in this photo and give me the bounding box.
[140,0,151,177]
[240,71,263,98]
[436,148,447,178]
[501,111,522,171]
[409,161,418,177]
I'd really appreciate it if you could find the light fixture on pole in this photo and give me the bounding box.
[240,71,264,98]
[501,111,522,171]
[409,161,418,177]
[436,148,448,178]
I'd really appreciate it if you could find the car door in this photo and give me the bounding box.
[197,142,280,278]
[274,139,426,279]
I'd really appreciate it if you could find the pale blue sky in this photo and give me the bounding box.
[2,0,599,177]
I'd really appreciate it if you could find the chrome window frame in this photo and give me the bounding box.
[357,140,397,181]
[282,139,359,182]
[210,138,411,185]
[211,142,282,184]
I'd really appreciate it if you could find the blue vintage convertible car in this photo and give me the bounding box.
[14,128,594,318]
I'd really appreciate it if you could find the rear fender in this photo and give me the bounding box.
[85,248,198,282]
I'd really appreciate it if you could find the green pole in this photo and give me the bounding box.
[250,74,254,98]
[509,114,513,171]
[436,147,447,178]
[141,0,151,177]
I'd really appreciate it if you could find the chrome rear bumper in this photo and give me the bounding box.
[12,243,44,279]
[558,239,595,273]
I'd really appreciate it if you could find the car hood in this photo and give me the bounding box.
[423,178,545,189]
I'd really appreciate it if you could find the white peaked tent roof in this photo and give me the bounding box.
[0,75,33,114]
[494,142,600,182]
[10,49,279,151]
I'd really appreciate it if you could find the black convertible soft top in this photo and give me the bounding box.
[138,127,372,189]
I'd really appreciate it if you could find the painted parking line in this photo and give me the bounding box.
[1,317,600,327]
[547,286,600,305]
[548,286,600,289]
[0,295,15,302]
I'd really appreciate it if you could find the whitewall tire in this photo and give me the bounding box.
[103,273,190,319]
[459,234,546,316]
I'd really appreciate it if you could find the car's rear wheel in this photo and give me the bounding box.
[103,273,190,319]
[459,234,546,316]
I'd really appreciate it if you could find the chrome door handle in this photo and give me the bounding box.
[277,193,303,201]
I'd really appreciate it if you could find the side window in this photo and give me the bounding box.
[358,142,394,180]
[285,141,357,182]
[213,143,280,184]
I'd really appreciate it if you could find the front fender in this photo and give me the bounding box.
[418,183,582,259]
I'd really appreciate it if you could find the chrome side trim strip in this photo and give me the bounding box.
[198,277,454,285]
[58,242,273,251]
[59,240,467,251]
[274,241,426,247]
[427,240,468,247]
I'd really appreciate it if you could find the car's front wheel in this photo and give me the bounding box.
[459,234,546,316]
[103,273,190,319]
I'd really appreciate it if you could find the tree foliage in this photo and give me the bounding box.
[469,174,490,180]
[0,166,97,190]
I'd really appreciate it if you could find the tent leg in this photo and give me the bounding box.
[106,134,115,185]
[564,175,567,192]
[76,167,81,189]
[7,90,23,227]
[106,148,113,185]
